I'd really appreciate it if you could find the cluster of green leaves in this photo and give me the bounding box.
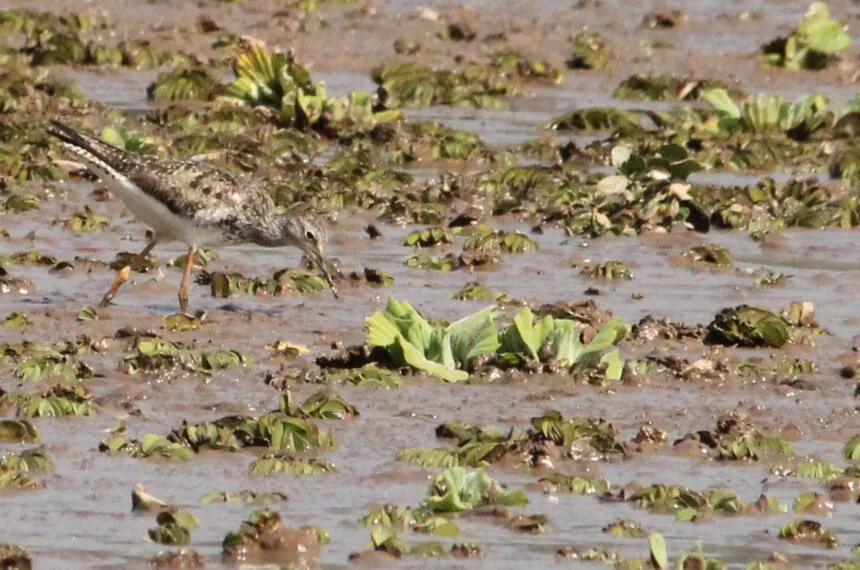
[629,483,785,522]
[222,509,328,562]
[0,447,51,490]
[101,404,337,463]
[761,2,851,70]
[249,453,336,475]
[120,336,250,376]
[364,300,629,382]
[568,32,609,70]
[706,305,791,349]
[201,490,288,504]
[16,383,96,417]
[398,411,628,469]
[220,41,399,137]
[778,518,838,548]
[372,49,562,110]
[612,74,738,102]
[686,412,795,461]
[204,268,331,298]
[361,467,525,556]
[703,89,832,140]
[0,9,185,69]
[148,510,199,546]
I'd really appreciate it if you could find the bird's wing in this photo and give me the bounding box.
[48,120,276,224]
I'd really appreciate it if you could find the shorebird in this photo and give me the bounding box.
[48,120,338,313]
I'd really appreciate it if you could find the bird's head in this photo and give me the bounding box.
[281,213,338,298]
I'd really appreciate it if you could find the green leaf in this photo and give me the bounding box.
[703,88,741,119]
[649,532,668,569]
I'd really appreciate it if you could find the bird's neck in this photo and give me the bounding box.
[252,213,297,247]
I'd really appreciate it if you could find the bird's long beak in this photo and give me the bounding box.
[310,251,339,299]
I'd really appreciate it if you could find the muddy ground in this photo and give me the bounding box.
[1,0,859,569]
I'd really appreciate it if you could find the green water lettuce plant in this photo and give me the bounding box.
[762,2,851,70]
[365,300,500,382]
[498,308,629,379]
[702,89,831,140]
[420,467,527,512]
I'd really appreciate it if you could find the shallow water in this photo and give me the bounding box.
[3,1,860,568]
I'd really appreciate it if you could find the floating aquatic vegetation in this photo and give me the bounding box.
[706,306,791,348]
[778,519,837,548]
[402,226,452,248]
[221,40,397,136]
[464,225,538,254]
[492,49,563,85]
[568,32,609,70]
[397,422,517,469]
[249,453,337,475]
[544,108,641,133]
[279,390,358,419]
[703,89,831,140]
[17,383,96,418]
[3,194,40,213]
[148,510,199,546]
[498,308,628,379]
[793,491,835,515]
[613,74,738,102]
[626,483,782,522]
[761,2,851,70]
[0,544,31,570]
[0,447,51,490]
[169,413,335,453]
[201,490,289,504]
[2,312,31,328]
[365,301,500,382]
[676,544,727,570]
[0,250,57,267]
[844,435,860,462]
[0,420,39,443]
[100,433,194,461]
[149,549,204,569]
[372,50,559,110]
[683,244,733,267]
[222,510,324,565]
[120,335,250,376]
[579,261,634,280]
[603,519,647,539]
[147,66,223,103]
[532,473,612,495]
[360,503,459,537]
[162,313,203,332]
[15,354,88,383]
[52,207,110,233]
[451,282,508,302]
[530,410,628,460]
[363,301,628,381]
[202,268,330,298]
[755,271,789,288]
[421,467,527,513]
[678,411,794,461]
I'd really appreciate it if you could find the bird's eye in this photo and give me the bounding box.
[305,230,316,242]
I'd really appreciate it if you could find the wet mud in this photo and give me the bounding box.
[1,0,860,569]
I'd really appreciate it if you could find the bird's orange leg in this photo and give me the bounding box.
[178,245,196,315]
[99,240,158,308]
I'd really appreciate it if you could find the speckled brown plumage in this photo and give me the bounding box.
[48,120,280,246]
[48,120,338,309]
